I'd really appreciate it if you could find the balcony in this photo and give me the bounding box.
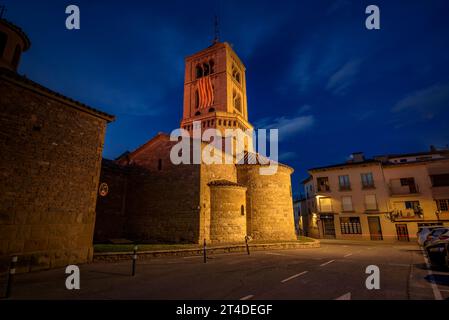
[388,208,424,221]
[389,183,420,196]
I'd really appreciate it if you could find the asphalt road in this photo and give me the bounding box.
[5,240,449,300]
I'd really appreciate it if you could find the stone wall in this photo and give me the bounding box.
[209,182,247,243]
[94,160,128,242]
[117,137,201,243]
[199,161,238,242]
[0,75,110,272]
[237,164,297,241]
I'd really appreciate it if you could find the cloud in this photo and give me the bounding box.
[392,83,449,117]
[326,59,362,95]
[256,114,315,141]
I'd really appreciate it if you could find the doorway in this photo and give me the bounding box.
[320,215,336,239]
[395,224,409,241]
[368,216,383,240]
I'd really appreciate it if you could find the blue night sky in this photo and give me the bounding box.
[4,0,449,195]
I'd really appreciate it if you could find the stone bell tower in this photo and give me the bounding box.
[180,41,253,140]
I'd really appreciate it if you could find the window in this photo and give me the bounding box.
[196,65,203,79]
[317,177,330,192]
[241,205,245,216]
[0,31,7,58]
[341,196,353,212]
[232,64,241,84]
[203,62,210,76]
[431,174,449,187]
[365,194,378,210]
[339,175,351,190]
[319,197,332,212]
[437,199,449,212]
[361,172,375,188]
[196,60,215,79]
[400,177,415,186]
[340,217,362,234]
[157,159,162,171]
[405,201,420,210]
[233,90,242,113]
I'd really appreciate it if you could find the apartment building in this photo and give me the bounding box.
[300,148,449,242]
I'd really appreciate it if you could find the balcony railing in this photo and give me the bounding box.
[389,183,420,196]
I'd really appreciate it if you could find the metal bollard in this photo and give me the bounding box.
[132,245,138,276]
[5,256,18,298]
[245,236,250,255]
[203,239,207,264]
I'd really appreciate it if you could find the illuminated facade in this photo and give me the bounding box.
[301,149,449,241]
[95,41,297,244]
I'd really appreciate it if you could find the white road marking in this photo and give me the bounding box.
[265,252,286,256]
[421,248,443,300]
[335,292,351,300]
[320,259,335,267]
[281,271,308,283]
[240,295,254,300]
[342,245,348,247]
[344,253,353,257]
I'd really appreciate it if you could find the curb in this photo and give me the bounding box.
[93,240,320,262]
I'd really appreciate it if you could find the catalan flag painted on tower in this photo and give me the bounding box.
[198,76,214,108]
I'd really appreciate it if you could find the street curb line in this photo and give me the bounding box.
[93,240,321,262]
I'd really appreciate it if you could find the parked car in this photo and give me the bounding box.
[423,227,449,246]
[425,238,449,268]
[417,226,443,246]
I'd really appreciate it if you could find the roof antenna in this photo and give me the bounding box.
[213,14,220,43]
[0,5,7,19]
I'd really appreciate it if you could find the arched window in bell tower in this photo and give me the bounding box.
[196,65,203,79]
[203,62,210,76]
[233,90,242,113]
[232,64,241,84]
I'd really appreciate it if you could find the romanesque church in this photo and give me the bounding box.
[95,41,297,244]
[1,17,296,273]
